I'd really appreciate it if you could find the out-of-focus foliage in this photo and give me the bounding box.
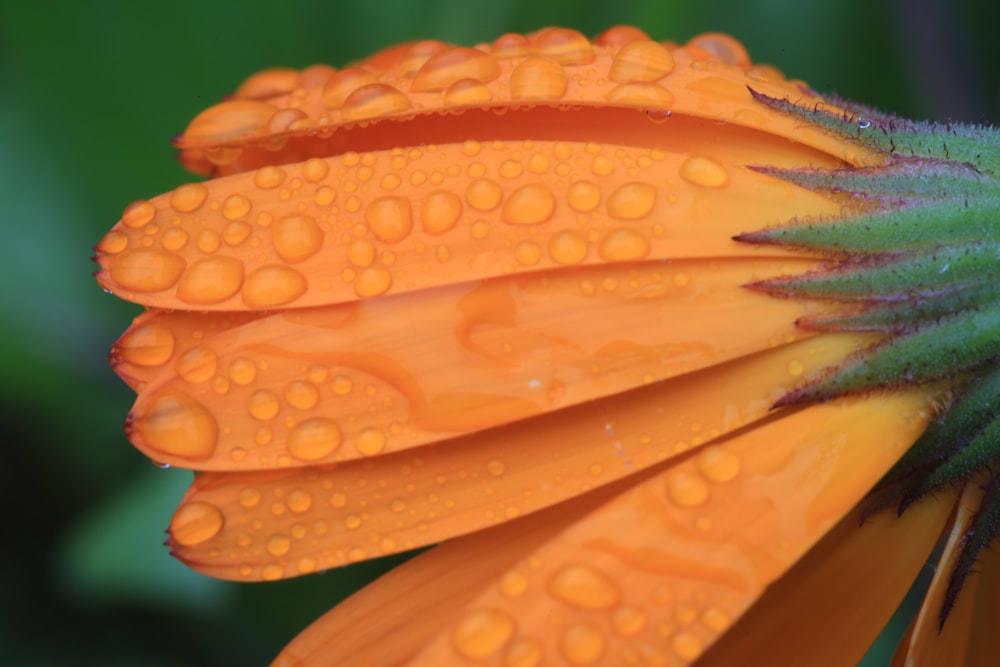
[1,1,996,664]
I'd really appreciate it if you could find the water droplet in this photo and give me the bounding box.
[559,623,605,665]
[239,487,261,508]
[260,564,284,581]
[343,514,362,530]
[664,469,710,507]
[98,230,129,254]
[547,563,620,610]
[248,390,280,420]
[353,266,393,297]
[701,606,730,632]
[117,324,175,367]
[272,214,324,262]
[297,557,317,574]
[366,196,413,243]
[121,200,157,229]
[288,418,342,461]
[389,498,407,513]
[223,220,252,246]
[357,427,386,455]
[175,346,217,383]
[504,638,543,667]
[532,27,594,65]
[110,249,186,293]
[221,194,252,220]
[411,47,501,92]
[466,178,503,211]
[342,83,412,120]
[606,182,656,220]
[420,190,463,235]
[196,229,221,254]
[679,156,729,188]
[500,570,528,598]
[609,40,675,82]
[266,534,291,556]
[567,181,600,212]
[487,459,506,477]
[598,228,650,261]
[514,241,542,266]
[228,358,256,385]
[170,183,208,213]
[444,79,493,105]
[510,56,568,100]
[502,184,556,225]
[787,359,805,377]
[242,265,307,307]
[287,489,313,513]
[671,631,703,661]
[612,605,647,636]
[548,230,588,264]
[284,381,319,410]
[170,501,224,546]
[696,446,741,483]
[450,608,515,660]
[134,392,218,459]
[858,117,871,129]
[177,256,244,304]
[254,165,286,189]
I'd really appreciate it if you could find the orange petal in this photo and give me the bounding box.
[167,334,872,580]
[272,390,932,665]
[172,36,877,176]
[700,487,954,667]
[119,257,828,470]
[95,139,846,311]
[891,477,995,666]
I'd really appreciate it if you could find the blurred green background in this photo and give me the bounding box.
[2,0,997,665]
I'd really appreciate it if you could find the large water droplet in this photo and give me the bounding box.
[170,501,224,546]
[450,608,515,660]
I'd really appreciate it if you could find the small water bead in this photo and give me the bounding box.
[502,184,556,225]
[121,199,157,229]
[450,608,516,660]
[606,182,656,220]
[297,557,317,574]
[266,534,292,557]
[221,194,252,221]
[288,418,342,461]
[239,487,262,508]
[284,381,319,410]
[342,83,412,121]
[343,514,362,530]
[175,346,218,383]
[228,358,257,385]
[504,638,543,667]
[421,190,463,234]
[499,570,528,598]
[701,606,731,632]
[411,47,501,92]
[548,230,588,265]
[559,623,605,665]
[98,230,129,254]
[466,178,503,211]
[353,267,392,297]
[287,489,313,513]
[671,631,704,661]
[608,82,675,107]
[356,427,387,455]
[331,375,353,395]
[598,228,650,261]
[787,359,805,377]
[170,183,208,213]
[547,563,620,610]
[366,196,413,243]
[254,165,287,189]
[110,249,186,293]
[514,241,542,266]
[242,265,307,307]
[196,229,221,254]
[272,214,324,262]
[444,79,493,105]
[567,181,600,212]
[135,392,218,459]
[260,564,284,581]
[487,459,506,477]
[590,155,614,176]
[510,57,568,100]
[176,256,244,305]
[612,605,647,636]
[161,227,188,250]
[117,323,175,367]
[532,27,594,65]
[170,501,224,546]
[222,221,252,247]
[665,469,710,508]
[248,390,280,420]
[255,427,273,445]
[695,446,741,483]
[609,40,675,83]
[679,156,729,188]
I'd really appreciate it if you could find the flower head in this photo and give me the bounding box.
[95,26,1000,665]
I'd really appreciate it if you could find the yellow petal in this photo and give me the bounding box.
[168,334,870,579]
[119,257,828,470]
[271,390,932,665]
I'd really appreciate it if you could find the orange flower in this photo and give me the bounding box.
[94,27,1000,665]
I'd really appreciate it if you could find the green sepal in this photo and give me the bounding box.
[751,243,998,302]
[736,196,1000,254]
[776,300,1000,406]
[750,88,1000,172]
[940,472,1000,629]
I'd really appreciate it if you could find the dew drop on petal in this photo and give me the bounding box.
[559,623,605,665]
[450,608,516,660]
[121,200,157,229]
[502,184,556,225]
[242,265,307,307]
[671,631,703,661]
[504,638,543,667]
[547,563,620,610]
[117,324,175,367]
[499,570,528,598]
[664,469,710,507]
[248,390,280,420]
[421,190,463,234]
[612,605,647,636]
[266,534,291,556]
[175,346,218,383]
[288,418,342,461]
[356,427,386,455]
[548,230,587,264]
[110,249,186,293]
[134,392,218,459]
[598,228,650,261]
[272,214,324,262]
[366,196,413,243]
[284,381,319,410]
[696,445,741,483]
[679,156,729,188]
[177,256,244,304]
[238,487,262,508]
[170,501,224,546]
